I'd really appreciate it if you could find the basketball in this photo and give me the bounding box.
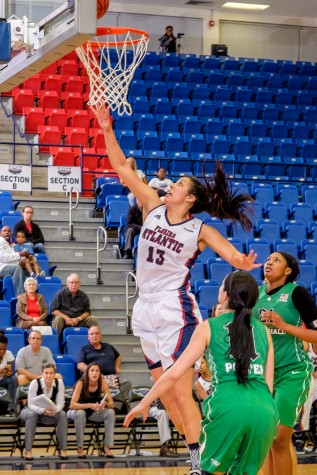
[97,0,109,19]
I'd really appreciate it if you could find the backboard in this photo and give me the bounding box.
[0,0,97,92]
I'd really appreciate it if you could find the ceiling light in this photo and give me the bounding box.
[222,2,269,10]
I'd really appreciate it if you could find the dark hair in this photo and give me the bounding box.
[42,363,56,372]
[277,252,300,282]
[22,206,34,212]
[224,271,259,385]
[188,162,254,231]
[80,362,103,399]
[0,331,8,345]
[166,25,173,30]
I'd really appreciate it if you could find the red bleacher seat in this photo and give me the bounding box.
[41,63,58,75]
[89,128,106,150]
[45,108,68,131]
[99,157,112,169]
[61,51,79,61]
[62,75,84,93]
[37,90,60,109]
[82,172,95,197]
[50,147,77,166]
[63,127,88,148]
[61,92,84,111]
[82,155,99,170]
[57,59,79,76]
[42,75,63,94]
[12,89,35,114]
[22,107,46,133]
[21,74,43,95]
[37,125,62,153]
[68,110,90,128]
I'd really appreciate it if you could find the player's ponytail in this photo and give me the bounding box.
[189,162,254,231]
[224,271,259,385]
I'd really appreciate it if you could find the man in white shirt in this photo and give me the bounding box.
[148,168,173,196]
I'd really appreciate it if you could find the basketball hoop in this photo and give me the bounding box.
[76,26,149,115]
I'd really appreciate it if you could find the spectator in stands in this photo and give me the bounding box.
[0,330,17,416]
[14,231,45,277]
[159,26,177,53]
[124,198,143,260]
[16,277,48,330]
[0,225,27,295]
[120,157,147,206]
[211,302,223,318]
[14,206,46,254]
[148,168,173,197]
[51,274,98,336]
[20,362,68,461]
[148,399,179,457]
[67,362,115,458]
[77,326,131,411]
[194,355,211,402]
[15,330,59,385]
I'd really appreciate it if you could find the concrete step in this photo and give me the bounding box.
[41,224,108,243]
[51,266,134,286]
[121,368,151,386]
[88,292,137,310]
[34,207,96,221]
[46,245,118,262]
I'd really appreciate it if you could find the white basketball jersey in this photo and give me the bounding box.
[197,376,211,394]
[136,204,203,295]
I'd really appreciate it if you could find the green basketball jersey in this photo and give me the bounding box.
[252,282,310,369]
[206,311,270,394]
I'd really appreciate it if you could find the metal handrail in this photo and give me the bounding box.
[68,185,79,240]
[96,226,108,284]
[125,271,138,334]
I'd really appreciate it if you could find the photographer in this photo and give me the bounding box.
[159,26,177,53]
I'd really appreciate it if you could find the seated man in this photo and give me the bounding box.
[15,330,60,385]
[124,198,142,260]
[0,225,27,295]
[51,273,98,336]
[14,206,46,254]
[149,399,179,457]
[77,326,131,411]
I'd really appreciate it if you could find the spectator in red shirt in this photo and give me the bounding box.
[16,277,48,329]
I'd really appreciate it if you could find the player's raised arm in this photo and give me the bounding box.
[92,105,160,213]
[198,224,261,271]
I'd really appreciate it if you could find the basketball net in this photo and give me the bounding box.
[76,27,149,115]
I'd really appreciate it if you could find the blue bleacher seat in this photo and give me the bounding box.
[53,354,77,386]
[264,201,288,226]
[2,276,17,320]
[301,240,317,266]
[281,220,307,247]
[246,238,271,264]
[95,183,124,209]
[1,213,23,231]
[197,285,220,312]
[230,222,253,246]
[250,183,275,205]
[255,219,280,244]
[204,217,228,237]
[41,333,60,355]
[208,259,232,284]
[189,262,206,291]
[0,300,13,326]
[289,202,313,227]
[5,329,24,356]
[297,260,316,288]
[105,197,130,229]
[301,185,317,207]
[64,334,90,361]
[275,184,299,207]
[0,192,14,212]
[38,281,62,312]
[273,239,298,257]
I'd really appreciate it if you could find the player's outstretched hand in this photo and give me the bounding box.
[236,249,262,271]
[91,104,112,131]
[123,403,149,427]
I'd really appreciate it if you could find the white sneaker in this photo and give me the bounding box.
[38,270,45,276]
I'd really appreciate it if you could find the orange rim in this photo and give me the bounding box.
[84,26,149,49]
